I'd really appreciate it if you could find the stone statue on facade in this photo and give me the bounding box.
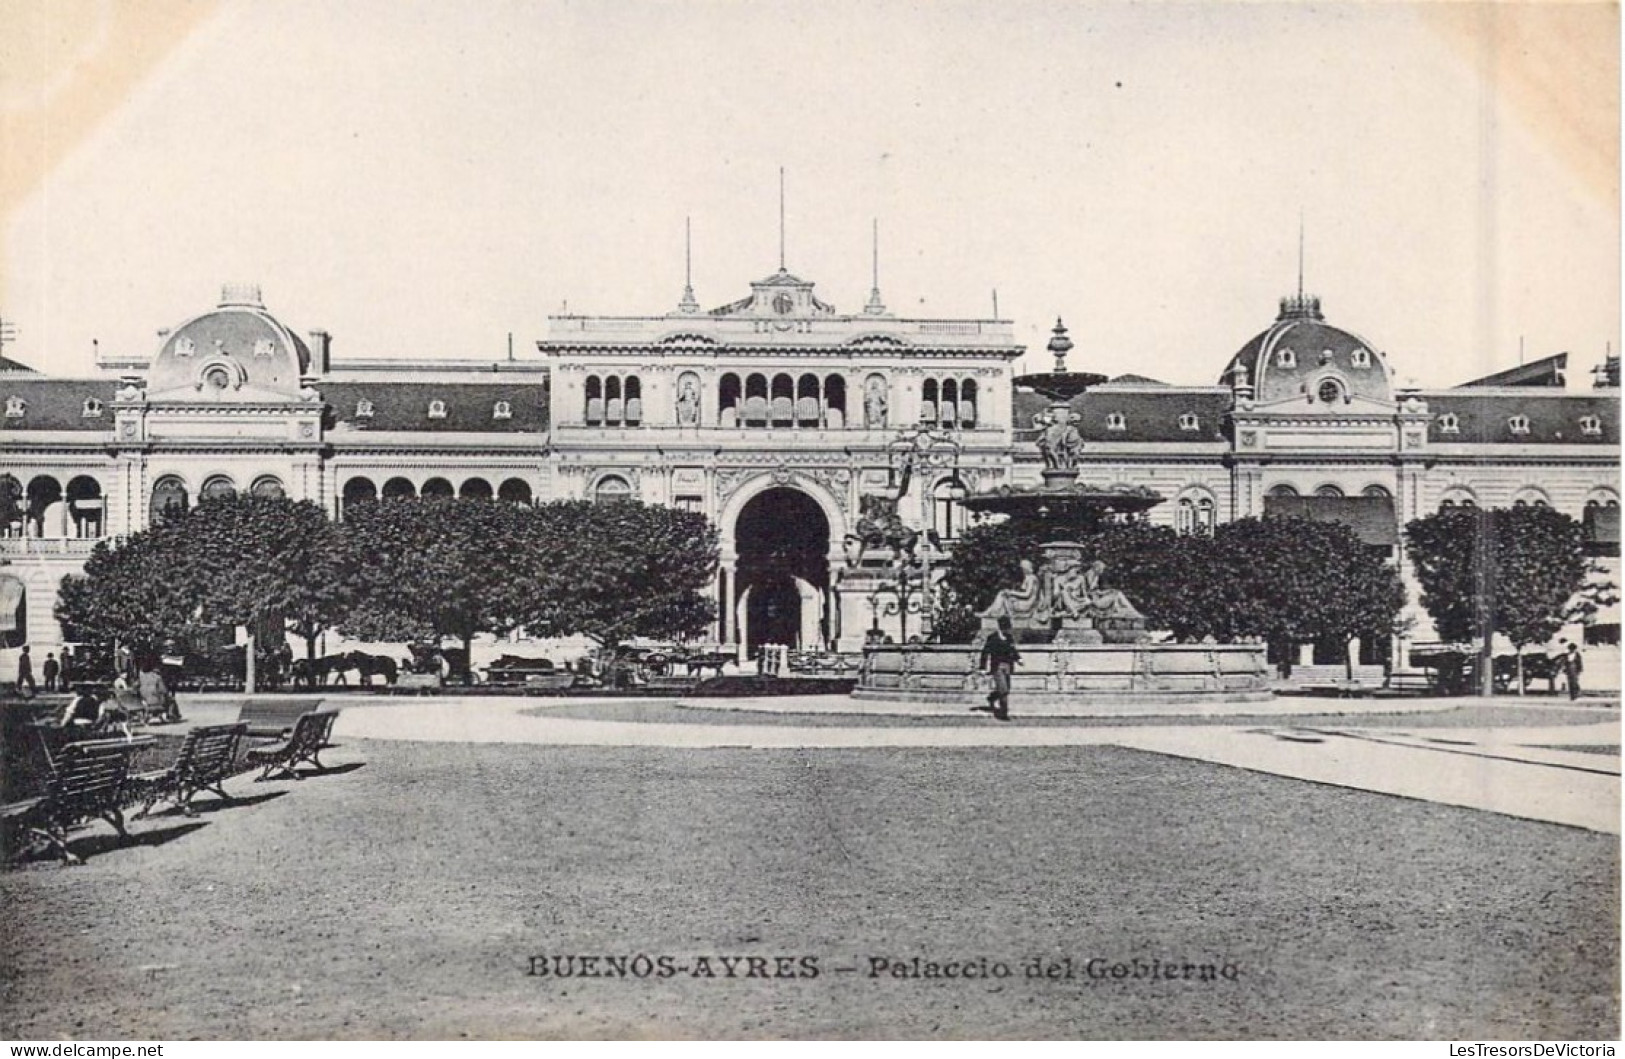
[676,375,701,426]
[864,376,888,429]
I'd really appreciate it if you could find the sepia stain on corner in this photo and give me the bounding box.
[0,0,223,302]
[1420,1,1620,204]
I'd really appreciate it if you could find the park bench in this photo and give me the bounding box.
[235,698,326,738]
[132,723,247,818]
[245,709,341,781]
[0,737,142,865]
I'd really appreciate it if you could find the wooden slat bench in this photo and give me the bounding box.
[235,698,326,739]
[245,710,340,781]
[132,723,247,818]
[1,738,142,865]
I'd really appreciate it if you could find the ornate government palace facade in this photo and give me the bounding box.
[2,263,1618,677]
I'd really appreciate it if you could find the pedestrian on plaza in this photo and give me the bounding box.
[139,661,181,724]
[1562,642,1585,701]
[42,651,59,693]
[15,645,36,697]
[977,616,1021,722]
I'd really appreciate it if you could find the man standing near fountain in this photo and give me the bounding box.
[978,616,1020,721]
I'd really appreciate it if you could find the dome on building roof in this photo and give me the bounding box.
[1220,293,1393,405]
[145,285,310,397]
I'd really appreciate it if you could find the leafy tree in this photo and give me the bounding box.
[523,499,718,658]
[55,529,198,653]
[1405,505,1613,693]
[1211,517,1406,677]
[339,497,537,678]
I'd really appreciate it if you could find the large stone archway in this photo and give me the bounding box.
[726,485,836,655]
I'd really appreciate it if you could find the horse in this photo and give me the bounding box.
[345,651,399,686]
[843,493,920,566]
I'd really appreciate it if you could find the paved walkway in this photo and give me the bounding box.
[182,693,1614,837]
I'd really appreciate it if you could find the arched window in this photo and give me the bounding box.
[25,476,63,536]
[1438,413,1460,434]
[250,476,285,499]
[1362,485,1392,498]
[81,397,104,418]
[1439,488,1477,510]
[356,399,375,419]
[940,379,959,428]
[770,374,794,425]
[624,377,642,425]
[200,475,236,501]
[718,373,742,428]
[1512,488,1550,508]
[1508,415,1530,435]
[493,400,512,420]
[960,379,977,428]
[796,374,821,426]
[1314,484,1344,498]
[1580,415,1602,436]
[585,376,603,424]
[1267,484,1298,497]
[151,476,190,522]
[1105,412,1126,431]
[460,478,493,500]
[426,399,447,419]
[0,475,21,537]
[342,477,378,518]
[1275,348,1296,369]
[595,475,632,503]
[744,374,769,426]
[1179,412,1200,432]
[1176,491,1216,536]
[498,478,533,505]
[921,379,938,424]
[421,477,454,498]
[604,376,623,425]
[824,374,847,428]
[66,476,103,538]
[4,396,26,418]
[1351,347,1372,368]
[382,477,416,500]
[932,478,966,540]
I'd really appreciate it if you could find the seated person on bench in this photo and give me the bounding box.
[58,685,131,738]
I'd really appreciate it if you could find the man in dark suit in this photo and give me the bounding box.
[978,617,1021,721]
[1562,642,1585,701]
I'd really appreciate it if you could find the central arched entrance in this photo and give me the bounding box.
[733,487,831,654]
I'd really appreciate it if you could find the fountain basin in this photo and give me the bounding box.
[853,643,1272,708]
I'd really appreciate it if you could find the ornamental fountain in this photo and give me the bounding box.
[851,319,1271,710]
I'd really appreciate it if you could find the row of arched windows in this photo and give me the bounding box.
[718,373,849,429]
[578,372,984,431]
[0,474,105,538]
[920,378,979,429]
[1267,484,1393,499]
[149,474,286,522]
[341,476,534,513]
[584,375,642,426]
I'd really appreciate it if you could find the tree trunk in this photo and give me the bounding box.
[1516,649,1525,696]
[1345,638,1354,682]
[245,628,257,695]
[462,632,473,686]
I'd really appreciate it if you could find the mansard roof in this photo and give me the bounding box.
[0,378,119,431]
[1422,390,1618,445]
[1012,386,1232,443]
[321,380,550,434]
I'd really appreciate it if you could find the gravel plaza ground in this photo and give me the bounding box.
[0,693,1618,1040]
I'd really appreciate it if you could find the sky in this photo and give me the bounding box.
[0,0,1618,388]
